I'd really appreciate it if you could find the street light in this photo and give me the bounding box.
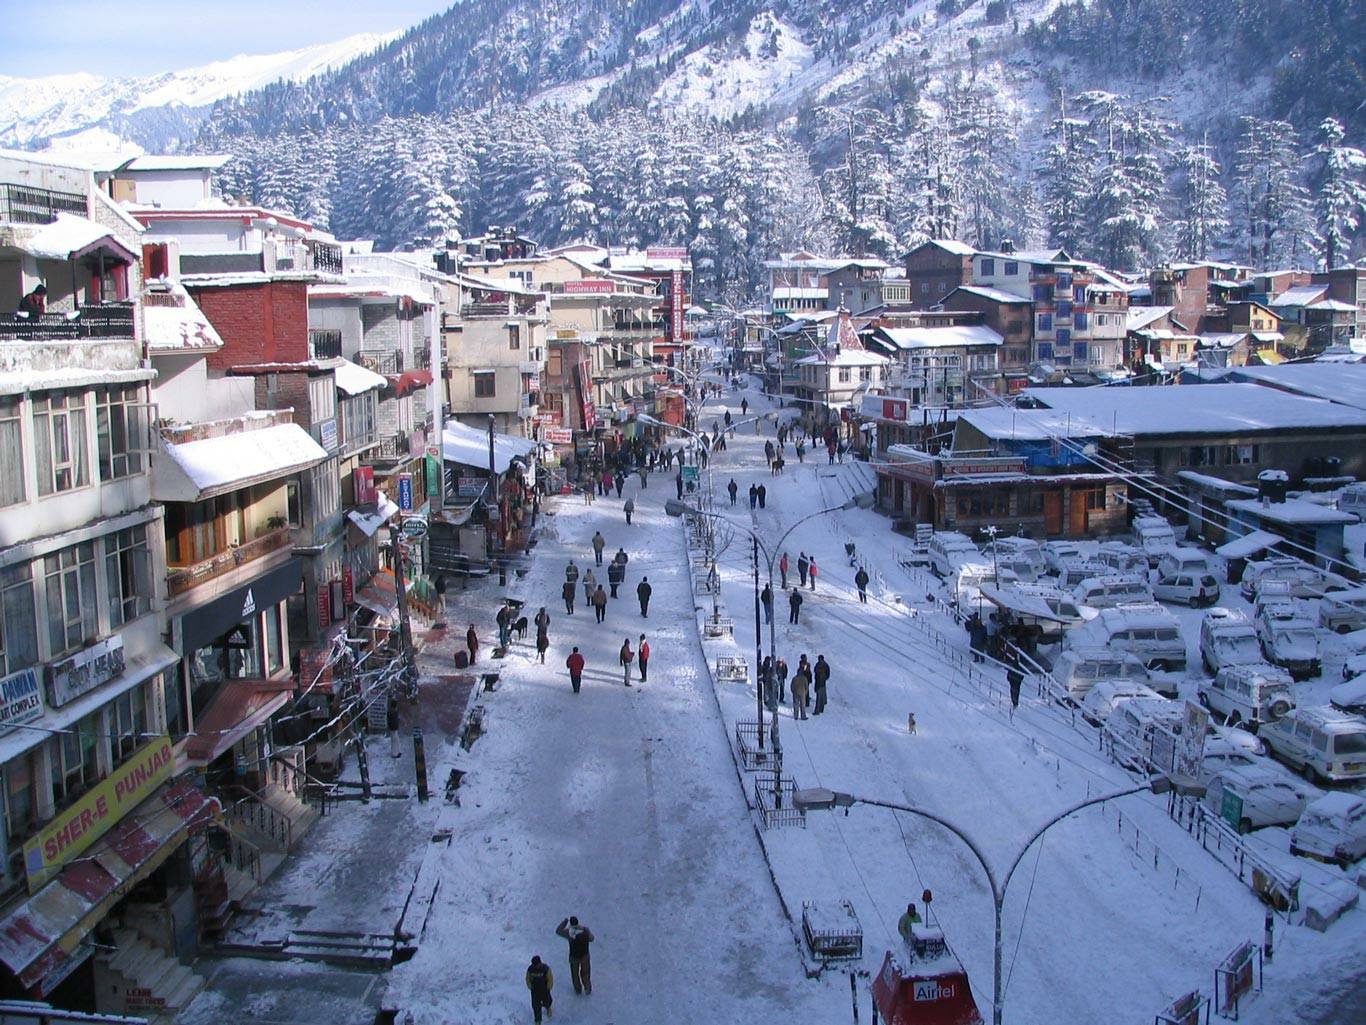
[794,776,1194,1025]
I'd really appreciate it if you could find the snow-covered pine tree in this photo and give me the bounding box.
[1232,116,1318,269]
[1311,117,1366,269]
[1169,138,1228,262]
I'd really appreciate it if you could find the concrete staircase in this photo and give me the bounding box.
[95,929,206,1023]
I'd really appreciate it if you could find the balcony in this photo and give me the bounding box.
[308,328,343,360]
[0,302,135,341]
[305,239,343,276]
[180,252,266,276]
[366,431,411,464]
[358,349,403,374]
[166,526,294,598]
[0,182,87,225]
[411,345,432,370]
[461,302,510,318]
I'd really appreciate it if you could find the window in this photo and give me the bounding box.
[51,712,101,805]
[859,367,872,382]
[1056,329,1071,347]
[309,377,336,423]
[340,393,376,449]
[474,372,496,398]
[508,325,521,350]
[980,258,995,276]
[1084,489,1106,511]
[1037,314,1053,332]
[111,685,147,763]
[0,563,38,675]
[1004,261,1018,276]
[548,350,563,377]
[1073,340,1088,361]
[1036,343,1054,361]
[264,603,284,674]
[105,525,152,627]
[45,542,97,656]
[1074,286,1086,303]
[1056,301,1072,319]
[311,459,340,521]
[838,367,852,383]
[1056,273,1072,290]
[96,385,147,481]
[1074,312,1088,330]
[1234,444,1258,464]
[4,753,39,855]
[0,398,23,507]
[33,391,89,495]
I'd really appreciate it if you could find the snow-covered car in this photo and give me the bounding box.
[1051,648,1150,704]
[991,537,1046,580]
[1157,547,1213,582]
[983,583,1094,642]
[1338,482,1366,522]
[1153,571,1221,608]
[1073,574,1155,610]
[1197,664,1295,731]
[1103,696,1182,770]
[1054,559,1112,590]
[1254,603,1321,680]
[1329,675,1366,716]
[1260,706,1366,784]
[1095,541,1148,577]
[1290,793,1366,865]
[1319,587,1366,634]
[1208,724,1268,758]
[929,532,980,578]
[1068,603,1187,673]
[1199,608,1262,674]
[1203,766,1318,833]
[1240,558,1329,601]
[1079,679,1164,726]
[1133,516,1178,567]
[948,562,997,610]
[1042,540,1086,575]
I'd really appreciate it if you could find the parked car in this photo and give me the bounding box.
[1055,559,1113,589]
[1133,515,1178,567]
[950,562,998,612]
[1319,587,1366,634]
[1074,574,1155,610]
[1240,558,1329,601]
[1260,705,1366,783]
[1203,766,1318,833]
[1154,571,1222,608]
[991,536,1046,580]
[1290,793,1366,865]
[1345,652,1366,682]
[1079,679,1164,726]
[1068,603,1187,673]
[929,532,980,578]
[1197,664,1296,730]
[1338,482,1366,522]
[1042,540,1086,575]
[1254,603,1321,680]
[1329,675,1366,716]
[1157,547,1214,582]
[1104,696,1183,770]
[1096,541,1148,577]
[1052,648,1150,704]
[1199,608,1263,674]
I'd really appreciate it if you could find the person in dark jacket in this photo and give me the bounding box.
[526,955,554,1022]
[637,577,652,617]
[741,397,748,416]
[565,561,580,585]
[496,604,513,647]
[756,484,766,509]
[619,637,634,686]
[566,647,585,693]
[727,479,738,506]
[637,634,650,683]
[854,567,870,603]
[607,558,624,598]
[797,552,809,587]
[813,655,830,714]
[967,614,987,663]
[760,583,773,624]
[591,531,606,565]
[779,552,789,588]
[555,917,594,995]
[788,587,803,624]
[775,657,789,702]
[624,497,635,525]
[748,484,758,509]
[535,608,551,663]
[789,666,810,719]
[561,579,576,615]
[675,471,684,500]
[591,584,607,623]
[466,624,479,664]
[1006,655,1025,710]
[17,283,46,317]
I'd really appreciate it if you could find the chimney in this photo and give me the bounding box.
[1000,239,1015,254]
[1257,469,1288,505]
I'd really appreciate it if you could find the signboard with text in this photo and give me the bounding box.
[355,466,377,506]
[0,668,44,735]
[398,473,414,511]
[671,269,685,342]
[563,279,614,294]
[881,398,909,421]
[47,636,125,707]
[24,735,174,889]
[646,247,688,261]
[545,428,574,444]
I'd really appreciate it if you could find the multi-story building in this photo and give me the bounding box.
[941,285,1032,391]
[822,259,891,314]
[790,310,888,428]
[764,251,845,317]
[1148,260,1252,336]
[864,323,1003,406]
[902,239,975,310]
[1312,266,1366,343]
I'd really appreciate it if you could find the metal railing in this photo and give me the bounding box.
[308,328,343,359]
[306,239,343,275]
[0,182,88,224]
[370,431,410,463]
[358,349,402,375]
[226,786,294,851]
[166,526,294,597]
[0,302,135,341]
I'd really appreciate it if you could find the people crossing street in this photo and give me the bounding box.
[592,585,608,623]
[637,577,652,617]
[566,647,585,693]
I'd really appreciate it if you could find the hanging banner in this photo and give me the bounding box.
[398,473,414,511]
[426,454,441,497]
[355,466,377,506]
[671,269,685,342]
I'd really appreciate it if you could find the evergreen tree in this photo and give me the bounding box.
[1170,140,1228,262]
[1232,116,1318,269]
[1312,117,1366,269]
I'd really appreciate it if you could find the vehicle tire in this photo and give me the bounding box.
[1302,763,1321,785]
[1268,699,1291,720]
[1338,625,1352,635]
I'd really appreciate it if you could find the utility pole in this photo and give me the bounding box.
[390,529,418,697]
[753,537,764,752]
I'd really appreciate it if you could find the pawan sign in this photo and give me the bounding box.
[24,735,174,890]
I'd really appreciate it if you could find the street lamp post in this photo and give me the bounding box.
[795,776,1189,1025]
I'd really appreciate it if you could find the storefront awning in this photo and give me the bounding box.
[354,569,399,624]
[154,423,327,502]
[1216,529,1283,560]
[391,369,434,397]
[442,419,537,474]
[0,779,219,990]
[184,680,294,766]
[346,494,400,537]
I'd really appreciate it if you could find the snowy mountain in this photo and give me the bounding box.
[0,32,399,151]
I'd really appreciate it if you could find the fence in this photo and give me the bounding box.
[755,774,804,830]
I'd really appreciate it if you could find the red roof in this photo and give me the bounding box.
[185,679,294,764]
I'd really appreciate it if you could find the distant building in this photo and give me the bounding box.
[902,239,975,310]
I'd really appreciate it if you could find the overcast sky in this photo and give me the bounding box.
[0,0,454,78]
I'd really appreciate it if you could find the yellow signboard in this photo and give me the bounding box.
[24,735,174,890]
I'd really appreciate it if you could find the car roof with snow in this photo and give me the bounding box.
[1301,792,1366,818]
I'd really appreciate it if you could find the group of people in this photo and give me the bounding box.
[965,611,1029,708]
[756,652,831,720]
[526,915,597,1022]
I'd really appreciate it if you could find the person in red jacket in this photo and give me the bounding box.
[637,634,650,683]
[565,647,585,693]
[618,638,633,687]
[779,551,789,588]
[465,624,479,664]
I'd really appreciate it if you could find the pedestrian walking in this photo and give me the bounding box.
[855,566,870,603]
[1007,655,1024,710]
[741,397,748,416]
[637,577,652,617]
[675,471,684,500]
[555,917,594,995]
[728,479,738,505]
[619,637,634,686]
[566,647,585,693]
[600,468,612,496]
[497,603,513,647]
[526,956,554,1023]
[813,654,830,715]
[614,547,628,567]
[779,551,789,588]
[788,587,803,624]
[582,568,596,604]
[623,497,635,525]
[638,467,648,488]
[967,613,987,663]
[776,656,789,702]
[592,531,605,565]
[566,560,579,585]
[757,484,766,509]
[764,439,775,467]
[607,558,624,598]
[790,667,810,719]
[466,624,479,664]
[637,634,650,682]
[809,557,818,591]
[614,472,624,499]
[748,484,758,509]
[761,583,773,624]
[796,440,805,462]
[536,620,550,664]
[592,585,608,623]
[797,552,809,588]
[562,579,576,615]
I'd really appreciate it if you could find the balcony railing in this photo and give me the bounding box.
[166,526,294,598]
[411,345,431,370]
[0,182,87,225]
[358,349,402,374]
[461,302,509,318]
[308,328,343,360]
[0,302,135,341]
[306,239,343,276]
[367,431,411,464]
[181,252,266,276]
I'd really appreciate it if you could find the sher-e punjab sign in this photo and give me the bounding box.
[24,735,174,890]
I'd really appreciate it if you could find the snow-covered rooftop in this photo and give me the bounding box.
[948,284,1029,305]
[155,421,327,502]
[16,213,133,261]
[142,288,223,352]
[1269,285,1329,307]
[1229,364,1366,411]
[1226,497,1357,526]
[333,358,387,396]
[442,419,537,474]
[1127,306,1174,331]
[794,348,888,367]
[879,325,1003,350]
[121,154,231,172]
[958,406,1113,442]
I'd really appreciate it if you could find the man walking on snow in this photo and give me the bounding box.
[637,634,650,683]
[565,647,585,693]
[465,624,479,665]
[526,956,554,1023]
[855,566,870,603]
[637,577,652,617]
[592,585,608,623]
[728,479,738,506]
[808,557,818,591]
[535,608,551,663]
[749,484,758,510]
[624,497,635,525]
[779,551,789,588]
[813,654,830,714]
[761,583,773,624]
[591,531,605,565]
[619,637,634,686]
[788,587,803,624]
[556,917,595,995]
[561,579,576,615]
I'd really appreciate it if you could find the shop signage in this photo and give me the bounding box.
[24,735,174,890]
[533,412,562,426]
[425,454,441,497]
[342,567,354,604]
[682,466,700,484]
[881,398,909,421]
[181,560,302,652]
[646,247,688,261]
[46,635,125,708]
[913,980,955,1002]
[671,269,685,342]
[398,473,414,511]
[0,667,44,735]
[1220,789,1244,830]
[319,418,338,452]
[457,476,485,498]
[355,466,377,506]
[1176,701,1209,780]
[563,279,614,294]
[401,516,429,539]
[545,428,573,444]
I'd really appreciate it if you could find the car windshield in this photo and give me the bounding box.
[1333,733,1366,755]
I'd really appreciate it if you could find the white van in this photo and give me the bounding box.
[1055,559,1112,589]
[1198,609,1262,673]
[1319,587,1366,634]
[1260,706,1366,783]
[1042,540,1086,575]
[1068,603,1187,673]
[1203,767,1317,833]
[992,537,1046,581]
[1197,664,1296,730]
[1074,575,1155,610]
[929,532,980,578]
[1052,648,1150,703]
[1338,482,1366,522]
[1240,558,1329,600]
[1096,541,1147,576]
[1133,516,1178,566]
[1157,547,1212,581]
[1254,603,1321,680]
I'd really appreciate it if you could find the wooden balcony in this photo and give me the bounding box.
[166,526,294,598]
